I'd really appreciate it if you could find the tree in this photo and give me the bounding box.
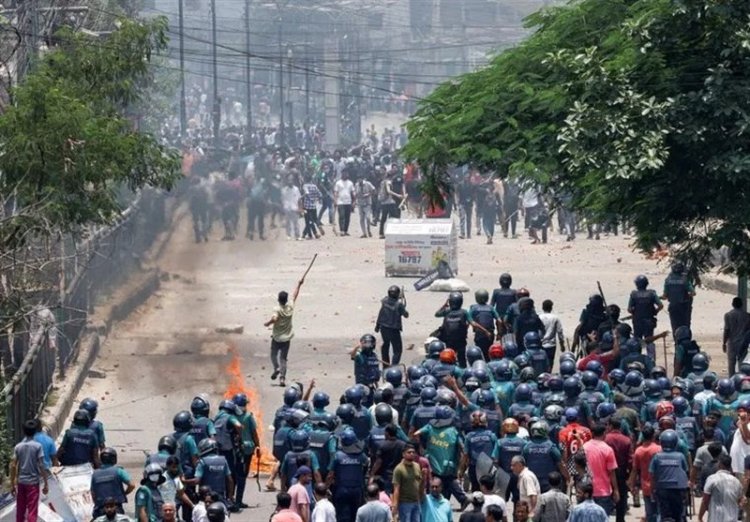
[404,0,750,275]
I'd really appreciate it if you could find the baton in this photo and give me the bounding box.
[301,254,318,281]
[255,450,261,492]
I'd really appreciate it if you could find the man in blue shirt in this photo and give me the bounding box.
[32,419,57,469]
[568,478,608,522]
[421,477,452,522]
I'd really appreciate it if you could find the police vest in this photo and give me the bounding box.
[91,466,127,506]
[368,426,387,455]
[652,452,688,489]
[491,288,516,316]
[173,431,196,478]
[309,431,333,474]
[470,304,495,334]
[199,455,227,496]
[191,417,212,445]
[483,409,502,434]
[508,403,537,420]
[392,386,410,417]
[282,450,313,488]
[675,416,698,450]
[442,309,469,341]
[354,351,381,385]
[630,290,657,323]
[351,407,372,441]
[526,348,549,376]
[497,437,526,472]
[377,298,403,330]
[146,452,169,470]
[213,413,234,452]
[494,382,516,416]
[430,363,454,381]
[273,426,293,462]
[332,451,366,488]
[524,440,557,491]
[465,429,496,464]
[137,485,164,522]
[542,393,566,410]
[623,393,645,414]
[60,427,96,465]
[273,406,291,431]
[665,274,690,305]
[580,391,606,417]
[410,405,437,431]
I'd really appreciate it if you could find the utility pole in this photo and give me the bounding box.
[324,29,340,149]
[244,0,252,131]
[178,0,187,137]
[210,0,220,150]
[287,47,293,139]
[304,45,310,126]
[278,23,285,150]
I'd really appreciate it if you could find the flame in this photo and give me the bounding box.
[223,343,275,473]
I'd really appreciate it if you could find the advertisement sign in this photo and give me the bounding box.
[384,218,458,277]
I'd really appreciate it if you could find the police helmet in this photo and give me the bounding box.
[644,379,661,398]
[718,378,736,398]
[529,421,549,439]
[143,463,166,485]
[609,369,626,385]
[585,360,604,378]
[289,429,310,451]
[464,377,481,393]
[206,502,226,522]
[651,366,667,380]
[674,326,692,343]
[543,405,564,424]
[499,273,512,287]
[100,447,118,465]
[596,402,616,419]
[476,389,496,408]
[504,341,520,358]
[219,399,239,416]
[374,404,393,426]
[293,400,312,414]
[547,375,564,392]
[73,409,91,427]
[384,368,403,387]
[493,360,512,382]
[338,427,358,449]
[433,405,455,427]
[600,332,614,351]
[560,360,577,378]
[625,370,644,388]
[157,435,177,454]
[287,409,310,429]
[475,289,490,305]
[564,407,579,423]
[436,389,457,408]
[419,375,439,389]
[80,398,99,418]
[537,372,551,391]
[523,331,542,350]
[634,275,649,289]
[689,353,708,373]
[388,285,401,299]
[232,393,248,408]
[671,261,685,274]
[336,404,356,425]
[190,396,210,416]
[420,387,438,406]
[360,334,377,351]
[466,345,484,365]
[659,429,679,450]
[448,291,464,309]
[283,387,301,407]
[672,396,689,415]
[624,338,642,355]
[312,392,330,409]
[703,372,718,391]
[407,365,427,382]
[198,438,218,456]
[428,340,446,358]
[563,377,581,398]
[514,353,530,370]
[173,410,194,432]
[581,371,599,389]
[515,384,532,402]
[344,386,363,406]
[317,412,338,432]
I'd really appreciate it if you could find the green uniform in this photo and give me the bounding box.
[238,411,258,456]
[418,424,463,476]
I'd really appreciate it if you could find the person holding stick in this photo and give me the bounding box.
[264,255,316,387]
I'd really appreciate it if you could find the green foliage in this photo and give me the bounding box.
[404,0,750,275]
[0,17,179,240]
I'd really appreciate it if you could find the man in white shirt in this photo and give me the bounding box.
[281,175,302,240]
[539,299,565,364]
[334,170,356,236]
[311,482,336,522]
[478,474,507,520]
[512,455,540,513]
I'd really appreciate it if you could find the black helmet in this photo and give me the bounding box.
[80,398,99,419]
[198,438,218,456]
[219,399,239,415]
[388,286,400,299]
[142,463,166,485]
[293,400,312,413]
[173,410,194,432]
[674,326,692,343]
[206,502,226,522]
[374,404,393,426]
[158,435,177,454]
[427,339,446,358]
[100,447,118,465]
[283,387,301,407]
[634,275,648,290]
[336,403,356,425]
[190,396,210,416]
[672,261,685,274]
[360,334,376,351]
[73,409,91,427]
[448,291,463,309]
[499,273,512,288]
[475,289,489,305]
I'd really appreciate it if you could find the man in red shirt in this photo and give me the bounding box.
[605,418,632,522]
[576,334,621,379]
[583,423,619,516]
[629,425,661,522]
[558,408,592,475]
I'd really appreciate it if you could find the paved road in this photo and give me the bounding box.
[63,207,731,521]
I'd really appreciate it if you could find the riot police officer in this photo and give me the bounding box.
[58,409,99,467]
[435,292,471,368]
[231,393,260,510]
[662,261,695,333]
[91,448,135,518]
[491,273,517,333]
[329,428,369,522]
[650,429,688,520]
[469,289,502,359]
[195,439,234,508]
[461,411,499,491]
[628,275,663,361]
[350,334,381,389]
[80,397,107,449]
[375,286,409,367]
[190,396,216,444]
[135,463,166,522]
[145,435,177,469]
